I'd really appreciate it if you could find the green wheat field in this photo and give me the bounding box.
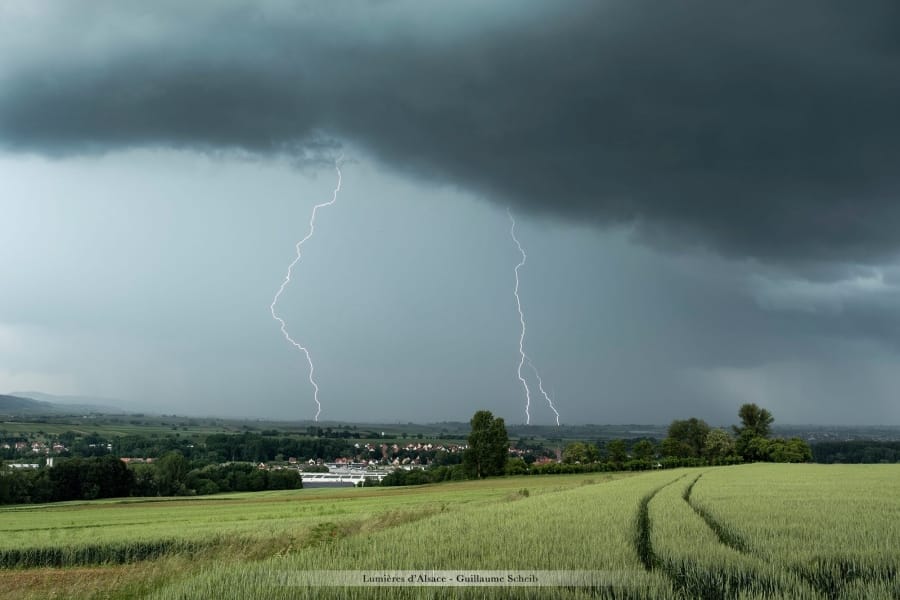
[0,464,897,599]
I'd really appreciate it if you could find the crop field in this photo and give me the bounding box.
[1,465,897,599]
[0,474,623,563]
[687,465,900,598]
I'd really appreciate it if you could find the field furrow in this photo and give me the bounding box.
[648,474,818,599]
[688,465,900,599]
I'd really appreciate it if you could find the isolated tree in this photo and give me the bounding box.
[463,411,509,479]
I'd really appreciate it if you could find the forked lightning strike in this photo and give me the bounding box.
[509,207,533,424]
[527,356,560,426]
[270,157,343,422]
[508,208,560,426]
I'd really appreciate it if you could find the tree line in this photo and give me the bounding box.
[383,403,813,486]
[0,452,302,504]
[557,404,812,468]
[653,403,812,463]
[811,441,900,464]
[0,403,828,500]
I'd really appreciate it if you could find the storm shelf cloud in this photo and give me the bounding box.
[1,1,899,425]
[2,0,900,262]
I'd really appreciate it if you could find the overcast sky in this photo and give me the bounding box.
[2,1,900,425]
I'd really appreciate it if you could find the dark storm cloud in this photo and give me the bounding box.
[2,0,899,262]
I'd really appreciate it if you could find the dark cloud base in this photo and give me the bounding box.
[2,0,899,263]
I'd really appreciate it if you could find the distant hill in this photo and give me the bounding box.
[2,392,124,415]
[0,394,59,415]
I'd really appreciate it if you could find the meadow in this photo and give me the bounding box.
[0,465,897,599]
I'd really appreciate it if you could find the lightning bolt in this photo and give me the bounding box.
[270,156,343,422]
[508,207,560,426]
[509,207,533,424]
[527,357,560,427]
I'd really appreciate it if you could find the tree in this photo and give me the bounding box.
[767,438,812,463]
[48,458,85,501]
[267,469,302,490]
[463,411,509,478]
[659,436,689,458]
[505,458,529,475]
[84,455,134,499]
[155,451,189,496]
[562,441,599,464]
[748,437,812,463]
[632,439,656,461]
[733,403,775,460]
[662,418,710,458]
[606,439,628,464]
[131,463,159,496]
[47,456,135,501]
[734,403,774,438]
[744,436,772,462]
[703,428,735,461]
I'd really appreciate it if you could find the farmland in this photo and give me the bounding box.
[1,465,898,599]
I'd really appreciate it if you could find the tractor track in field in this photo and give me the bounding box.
[639,473,785,600]
[634,475,684,571]
[681,474,897,598]
[682,474,750,554]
